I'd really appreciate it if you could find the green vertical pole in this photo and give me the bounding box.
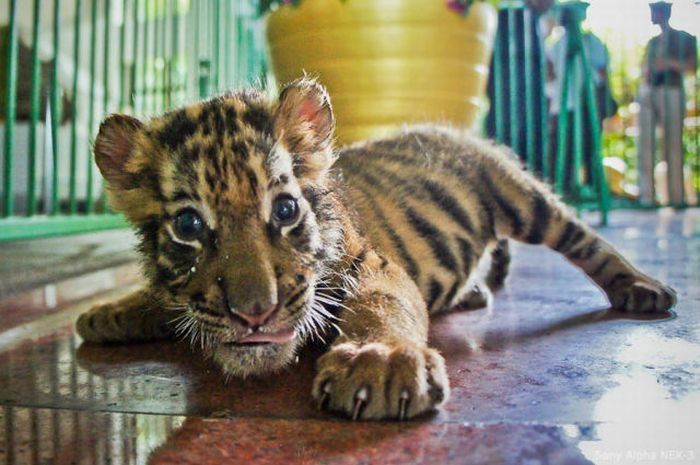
[538,16,549,179]
[523,7,535,171]
[555,59,571,195]
[164,0,172,109]
[492,26,503,144]
[86,0,99,213]
[213,0,220,91]
[578,31,609,224]
[119,0,127,111]
[170,0,179,106]
[236,2,244,87]
[132,0,140,112]
[2,0,19,218]
[154,0,163,112]
[223,0,231,88]
[572,89,583,193]
[507,6,519,151]
[142,0,150,115]
[69,0,83,214]
[27,0,43,216]
[102,0,112,210]
[50,0,61,215]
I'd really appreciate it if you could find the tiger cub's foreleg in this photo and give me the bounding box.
[76,289,174,343]
[484,164,676,313]
[312,248,449,420]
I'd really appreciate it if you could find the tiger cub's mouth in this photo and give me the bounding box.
[223,327,297,346]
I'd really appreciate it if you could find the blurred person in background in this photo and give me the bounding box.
[637,1,697,206]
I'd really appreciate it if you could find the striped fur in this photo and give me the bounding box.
[76,79,676,421]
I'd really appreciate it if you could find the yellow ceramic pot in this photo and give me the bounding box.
[266,0,498,144]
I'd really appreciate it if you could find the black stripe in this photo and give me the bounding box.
[349,183,420,280]
[285,284,310,307]
[479,168,525,236]
[421,178,476,234]
[158,110,198,150]
[590,257,611,277]
[569,240,600,261]
[405,206,459,273]
[604,272,632,290]
[554,221,578,252]
[426,278,444,311]
[443,281,460,309]
[455,236,474,276]
[243,105,273,134]
[525,192,550,244]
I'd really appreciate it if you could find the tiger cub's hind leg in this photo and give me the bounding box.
[76,290,174,343]
[484,169,676,313]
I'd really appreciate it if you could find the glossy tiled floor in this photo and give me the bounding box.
[0,209,698,464]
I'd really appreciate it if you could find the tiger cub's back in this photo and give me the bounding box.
[336,126,495,313]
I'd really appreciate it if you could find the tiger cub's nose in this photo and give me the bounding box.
[229,303,279,330]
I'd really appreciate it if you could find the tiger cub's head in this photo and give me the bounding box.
[94,78,344,377]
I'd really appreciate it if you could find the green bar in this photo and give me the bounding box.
[572,91,583,193]
[132,0,140,112]
[492,28,503,144]
[555,55,571,194]
[160,0,167,110]
[119,0,127,110]
[69,0,83,214]
[2,0,19,218]
[0,214,128,242]
[170,0,179,107]
[538,15,549,179]
[27,0,43,216]
[522,7,535,171]
[86,0,99,213]
[223,0,230,88]
[577,27,609,224]
[506,7,519,152]
[213,0,220,91]
[102,0,112,211]
[50,0,61,215]
[235,3,242,87]
[154,0,163,112]
[142,0,150,115]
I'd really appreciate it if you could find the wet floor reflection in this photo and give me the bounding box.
[0,406,183,465]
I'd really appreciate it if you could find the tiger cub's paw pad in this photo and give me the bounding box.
[312,342,449,421]
[607,276,677,313]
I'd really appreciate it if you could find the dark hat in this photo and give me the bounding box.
[649,1,672,12]
[557,0,590,11]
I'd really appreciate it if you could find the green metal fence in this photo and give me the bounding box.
[0,0,266,241]
[487,1,700,224]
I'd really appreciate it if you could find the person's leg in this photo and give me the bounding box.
[663,86,685,206]
[637,84,656,206]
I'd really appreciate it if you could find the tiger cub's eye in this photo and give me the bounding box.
[272,195,300,226]
[173,209,204,241]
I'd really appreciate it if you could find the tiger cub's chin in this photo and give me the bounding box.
[212,338,303,378]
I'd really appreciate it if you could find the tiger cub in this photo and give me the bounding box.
[77,78,676,420]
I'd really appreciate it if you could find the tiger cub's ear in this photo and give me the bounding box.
[94,114,144,190]
[274,78,336,176]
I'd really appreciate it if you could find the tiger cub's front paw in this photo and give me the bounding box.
[312,342,449,421]
[605,274,677,313]
[76,299,171,343]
